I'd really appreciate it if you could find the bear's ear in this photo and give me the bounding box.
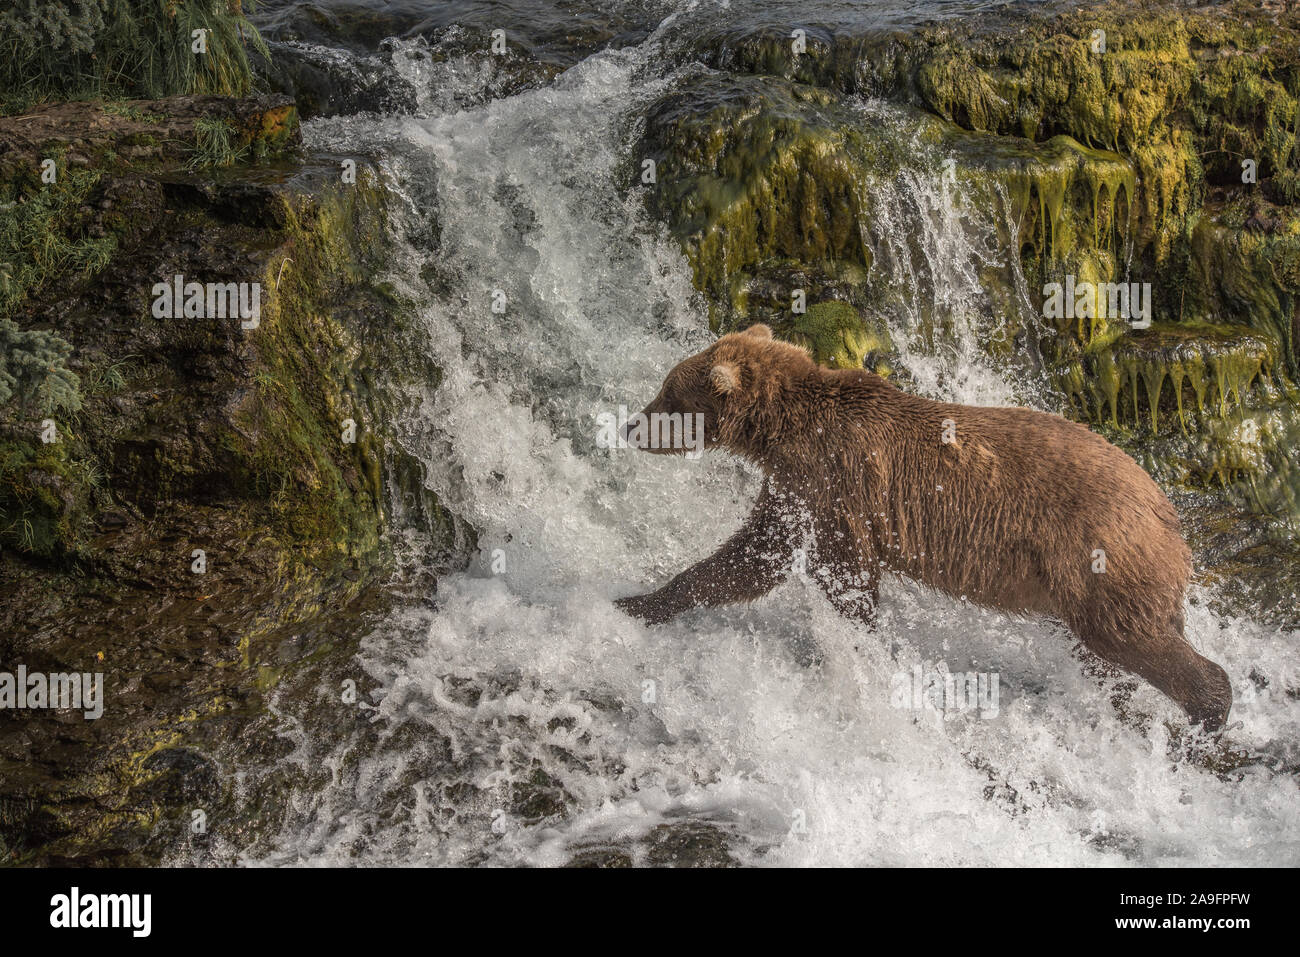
[741,324,774,340]
[709,361,741,395]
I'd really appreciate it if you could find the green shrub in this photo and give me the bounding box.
[0,0,270,113]
[0,315,81,419]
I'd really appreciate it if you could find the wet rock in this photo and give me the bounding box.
[257,41,418,119]
[0,96,471,864]
[139,748,221,806]
[644,821,740,868]
[249,0,664,118]
[509,766,570,824]
[564,846,635,868]
[1187,202,1300,375]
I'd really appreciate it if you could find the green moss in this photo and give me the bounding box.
[0,430,99,556]
[781,300,893,371]
[217,176,394,564]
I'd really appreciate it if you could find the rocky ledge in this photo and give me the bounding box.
[0,94,468,863]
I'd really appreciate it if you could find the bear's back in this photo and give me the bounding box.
[809,367,1188,607]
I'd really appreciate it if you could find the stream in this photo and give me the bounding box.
[199,0,1300,867]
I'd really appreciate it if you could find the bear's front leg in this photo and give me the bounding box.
[791,510,883,630]
[615,498,793,625]
[817,568,881,629]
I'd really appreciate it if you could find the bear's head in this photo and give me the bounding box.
[623,324,816,460]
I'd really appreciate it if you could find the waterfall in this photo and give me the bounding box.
[212,4,1299,868]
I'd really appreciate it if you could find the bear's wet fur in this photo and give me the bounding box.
[615,324,1233,730]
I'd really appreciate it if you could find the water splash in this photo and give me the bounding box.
[225,7,1300,868]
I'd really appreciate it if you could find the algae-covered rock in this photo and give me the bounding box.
[639,73,883,321]
[563,820,743,868]
[784,300,894,371]
[1185,202,1300,376]
[0,97,469,864]
[673,0,1300,288]
[1058,321,1282,431]
[639,68,1146,334]
[1054,318,1300,548]
[966,132,1138,307]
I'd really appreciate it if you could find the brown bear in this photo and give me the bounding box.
[615,324,1233,730]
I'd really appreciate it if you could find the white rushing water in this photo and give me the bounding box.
[241,9,1300,866]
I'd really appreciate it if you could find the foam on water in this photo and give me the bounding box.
[242,6,1300,866]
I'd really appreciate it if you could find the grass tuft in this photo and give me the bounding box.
[0,0,270,115]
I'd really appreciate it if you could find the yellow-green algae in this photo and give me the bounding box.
[1185,205,1300,379]
[782,300,893,371]
[642,74,887,319]
[1059,321,1280,432]
[665,0,1300,352]
[894,1,1293,264]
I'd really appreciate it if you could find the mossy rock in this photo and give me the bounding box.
[719,258,872,329]
[1059,321,1281,431]
[781,300,894,371]
[0,99,470,864]
[640,70,1150,354]
[0,430,96,558]
[1185,207,1300,376]
[639,73,891,324]
[677,0,1299,272]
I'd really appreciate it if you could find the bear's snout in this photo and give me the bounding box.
[622,398,666,451]
[620,412,647,449]
[620,399,708,459]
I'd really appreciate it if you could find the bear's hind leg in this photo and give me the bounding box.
[1075,612,1232,731]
